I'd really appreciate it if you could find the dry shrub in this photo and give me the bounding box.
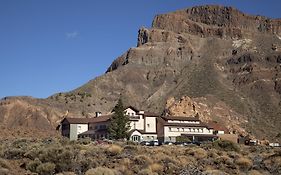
[85,167,116,175]
[27,158,42,172]
[0,158,10,170]
[186,148,207,159]
[120,158,131,167]
[214,155,232,165]
[177,155,195,167]
[138,168,157,175]
[36,162,56,175]
[148,163,163,173]
[106,145,123,156]
[134,155,153,166]
[0,168,9,175]
[55,172,76,175]
[235,157,252,170]
[248,170,263,175]
[203,169,229,175]
[213,140,240,152]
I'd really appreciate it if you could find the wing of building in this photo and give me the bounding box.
[59,106,226,142]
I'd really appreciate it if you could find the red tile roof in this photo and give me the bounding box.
[143,112,159,117]
[61,115,111,124]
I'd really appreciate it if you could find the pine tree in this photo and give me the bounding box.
[108,98,130,140]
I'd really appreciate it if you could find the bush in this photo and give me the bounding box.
[0,168,9,175]
[3,148,26,159]
[85,167,116,175]
[36,162,56,175]
[106,145,123,156]
[235,157,253,170]
[213,140,240,152]
[78,137,92,145]
[0,158,10,169]
[134,155,153,166]
[248,170,263,175]
[27,158,42,172]
[148,163,163,173]
[186,148,207,159]
[203,169,228,175]
[138,168,157,175]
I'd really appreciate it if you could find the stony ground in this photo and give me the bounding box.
[0,138,280,175]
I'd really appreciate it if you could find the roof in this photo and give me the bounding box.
[129,129,157,135]
[61,115,111,124]
[143,112,159,117]
[163,122,210,128]
[207,121,229,133]
[88,115,111,123]
[61,117,95,124]
[162,116,200,121]
[124,106,139,112]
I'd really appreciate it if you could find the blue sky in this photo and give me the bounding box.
[1,0,281,99]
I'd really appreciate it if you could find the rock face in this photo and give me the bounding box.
[0,5,281,141]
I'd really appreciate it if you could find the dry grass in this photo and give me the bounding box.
[248,170,263,175]
[0,138,280,175]
[203,169,228,175]
[148,163,163,173]
[186,147,207,159]
[85,167,116,175]
[235,157,253,170]
[106,144,123,156]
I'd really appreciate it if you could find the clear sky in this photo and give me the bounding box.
[1,0,281,99]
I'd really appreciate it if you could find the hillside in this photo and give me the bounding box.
[0,5,281,142]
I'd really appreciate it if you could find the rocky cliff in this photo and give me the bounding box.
[1,5,281,141]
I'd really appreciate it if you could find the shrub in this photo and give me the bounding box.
[27,158,42,172]
[248,170,263,175]
[203,169,228,175]
[3,148,26,159]
[78,137,92,145]
[0,158,10,169]
[213,140,240,152]
[134,155,153,166]
[138,168,157,175]
[235,157,253,170]
[85,167,116,175]
[148,163,163,173]
[0,168,9,175]
[36,162,56,175]
[106,145,123,156]
[55,172,76,175]
[186,148,207,159]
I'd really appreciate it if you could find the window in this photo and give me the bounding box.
[169,127,171,131]
[169,137,172,141]
[147,124,150,128]
[182,128,184,132]
[78,126,81,130]
[177,128,180,132]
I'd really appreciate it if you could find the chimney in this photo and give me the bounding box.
[95,112,102,117]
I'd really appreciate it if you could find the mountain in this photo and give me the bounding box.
[1,5,281,141]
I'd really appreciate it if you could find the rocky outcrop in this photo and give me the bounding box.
[152,5,281,39]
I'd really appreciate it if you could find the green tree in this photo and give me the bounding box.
[108,98,130,140]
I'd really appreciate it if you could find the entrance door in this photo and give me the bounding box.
[131,135,141,142]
